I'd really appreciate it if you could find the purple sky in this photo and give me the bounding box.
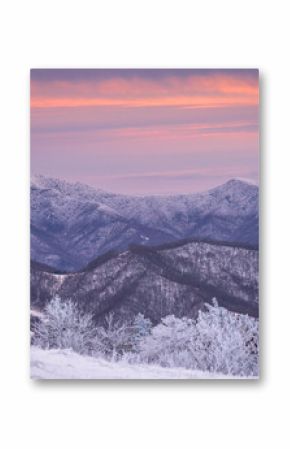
[31,69,259,194]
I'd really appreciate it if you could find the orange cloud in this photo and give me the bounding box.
[31,73,258,110]
[31,94,257,109]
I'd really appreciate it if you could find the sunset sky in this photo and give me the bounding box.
[31,69,259,194]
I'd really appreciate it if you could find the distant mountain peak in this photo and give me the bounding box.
[224,177,258,187]
[207,177,258,196]
[31,174,108,197]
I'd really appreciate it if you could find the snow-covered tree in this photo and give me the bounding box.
[32,296,258,376]
[132,313,152,347]
[32,296,96,355]
[138,315,195,367]
[93,312,136,360]
[190,300,259,376]
[137,300,259,376]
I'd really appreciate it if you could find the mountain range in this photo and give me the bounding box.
[31,175,259,271]
[31,239,259,323]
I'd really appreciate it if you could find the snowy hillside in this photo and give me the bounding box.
[31,175,258,271]
[31,239,258,322]
[30,347,252,380]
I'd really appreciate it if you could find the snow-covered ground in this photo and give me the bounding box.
[30,347,251,380]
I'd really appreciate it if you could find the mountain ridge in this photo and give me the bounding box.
[31,175,259,271]
[31,239,259,323]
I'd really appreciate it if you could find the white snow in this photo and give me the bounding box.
[30,347,253,380]
[95,202,121,217]
[30,309,44,319]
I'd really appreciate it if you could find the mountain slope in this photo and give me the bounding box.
[31,175,259,271]
[31,239,258,323]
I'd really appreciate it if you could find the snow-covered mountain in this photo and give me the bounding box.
[31,239,258,323]
[31,175,258,271]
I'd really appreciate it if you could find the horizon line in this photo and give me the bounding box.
[31,172,259,197]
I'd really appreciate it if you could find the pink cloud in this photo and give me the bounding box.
[31,69,259,194]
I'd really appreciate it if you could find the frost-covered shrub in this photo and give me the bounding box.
[32,301,152,362]
[93,312,153,361]
[190,300,259,376]
[32,296,258,376]
[131,313,152,349]
[93,313,135,360]
[32,296,96,355]
[137,300,259,376]
[138,315,195,367]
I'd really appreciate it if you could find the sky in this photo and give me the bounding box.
[31,69,259,194]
